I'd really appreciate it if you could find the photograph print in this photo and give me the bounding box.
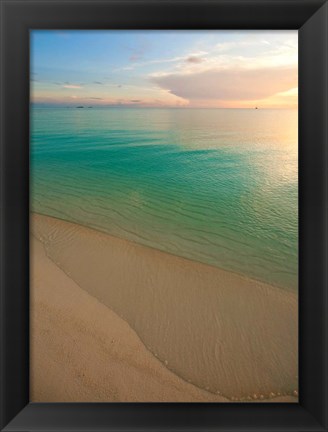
[30,30,298,403]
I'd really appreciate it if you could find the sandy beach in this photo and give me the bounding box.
[30,213,298,403]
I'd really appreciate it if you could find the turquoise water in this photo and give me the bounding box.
[31,107,298,290]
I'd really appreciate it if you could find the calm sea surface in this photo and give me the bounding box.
[31,107,298,290]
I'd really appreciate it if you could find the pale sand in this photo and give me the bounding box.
[31,236,228,402]
[31,213,298,402]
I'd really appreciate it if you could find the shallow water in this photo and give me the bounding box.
[32,213,298,400]
[31,107,298,290]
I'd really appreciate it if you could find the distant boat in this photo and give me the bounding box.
[87,106,93,108]
[255,107,258,109]
[76,106,84,108]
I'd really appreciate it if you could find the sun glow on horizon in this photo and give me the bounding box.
[31,30,298,109]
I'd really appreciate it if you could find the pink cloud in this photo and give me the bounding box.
[152,66,297,101]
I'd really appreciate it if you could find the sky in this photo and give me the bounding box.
[31,30,298,109]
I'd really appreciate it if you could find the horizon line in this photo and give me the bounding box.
[31,103,298,110]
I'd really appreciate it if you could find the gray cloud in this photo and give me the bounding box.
[128,39,151,62]
[130,54,141,62]
[152,66,297,101]
[185,56,204,64]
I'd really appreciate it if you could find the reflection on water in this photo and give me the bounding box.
[31,107,298,290]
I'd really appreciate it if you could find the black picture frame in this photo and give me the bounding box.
[0,0,327,431]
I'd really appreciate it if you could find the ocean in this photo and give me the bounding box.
[31,107,298,291]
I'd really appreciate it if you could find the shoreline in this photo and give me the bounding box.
[32,210,296,294]
[31,212,298,402]
[31,235,231,402]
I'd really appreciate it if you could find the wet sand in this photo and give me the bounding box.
[30,213,298,402]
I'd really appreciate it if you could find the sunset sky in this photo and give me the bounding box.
[31,30,298,109]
